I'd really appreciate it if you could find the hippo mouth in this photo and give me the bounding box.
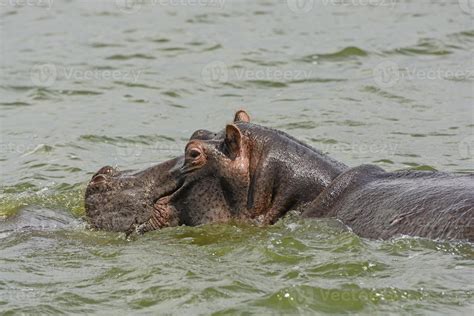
[84,157,184,234]
[133,196,178,234]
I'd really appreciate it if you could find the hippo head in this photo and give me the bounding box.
[84,110,251,234]
[85,110,345,234]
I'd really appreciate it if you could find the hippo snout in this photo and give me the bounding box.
[90,166,118,184]
[84,157,184,233]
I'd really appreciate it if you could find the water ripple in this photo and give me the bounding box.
[298,46,369,63]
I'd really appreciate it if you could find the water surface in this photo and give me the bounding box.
[1,1,473,314]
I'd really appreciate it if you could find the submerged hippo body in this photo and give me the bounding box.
[85,111,474,241]
[301,165,473,240]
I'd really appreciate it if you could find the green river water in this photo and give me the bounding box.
[0,0,473,314]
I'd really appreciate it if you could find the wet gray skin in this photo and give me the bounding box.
[85,111,474,241]
[85,157,183,234]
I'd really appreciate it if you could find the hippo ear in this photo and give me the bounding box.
[225,124,243,159]
[234,110,250,123]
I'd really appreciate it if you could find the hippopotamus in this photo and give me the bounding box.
[84,110,474,241]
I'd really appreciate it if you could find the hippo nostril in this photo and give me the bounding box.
[90,174,108,186]
[97,166,115,175]
[92,166,116,180]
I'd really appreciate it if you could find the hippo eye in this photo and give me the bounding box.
[189,149,201,159]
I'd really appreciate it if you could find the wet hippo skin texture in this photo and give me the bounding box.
[300,165,473,241]
[85,110,473,241]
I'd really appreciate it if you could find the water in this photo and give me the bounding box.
[1,0,473,314]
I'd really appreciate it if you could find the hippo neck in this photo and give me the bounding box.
[267,139,348,192]
[243,125,348,222]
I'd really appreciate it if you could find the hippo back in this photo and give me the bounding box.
[304,165,474,241]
